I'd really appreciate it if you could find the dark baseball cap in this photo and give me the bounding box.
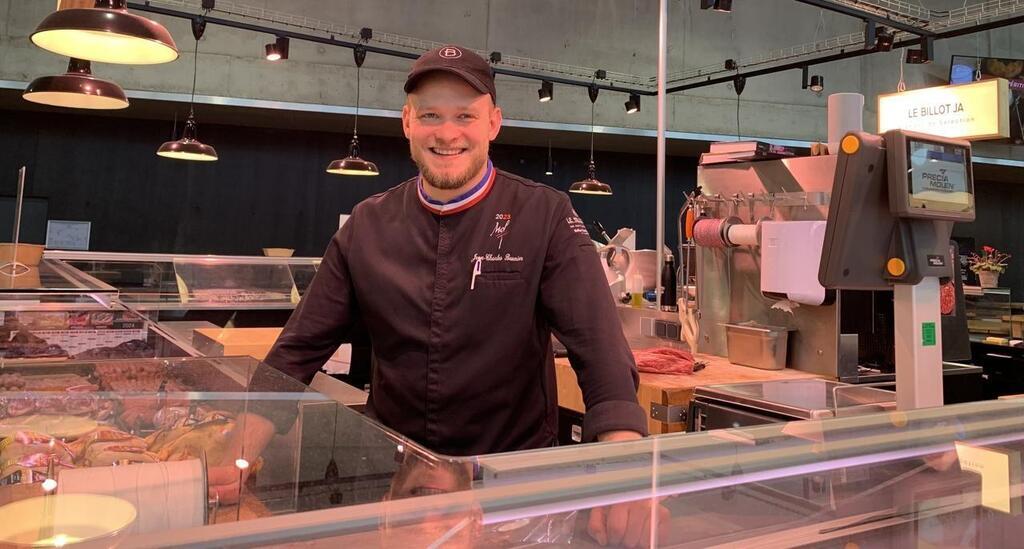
[404,45,497,103]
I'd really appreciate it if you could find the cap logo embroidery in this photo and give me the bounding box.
[439,46,463,59]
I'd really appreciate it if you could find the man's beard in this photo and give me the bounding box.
[411,146,487,191]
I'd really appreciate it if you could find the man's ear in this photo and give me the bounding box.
[401,102,412,139]
[489,105,503,141]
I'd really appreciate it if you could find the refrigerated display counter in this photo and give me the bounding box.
[0,259,198,364]
[3,354,1023,548]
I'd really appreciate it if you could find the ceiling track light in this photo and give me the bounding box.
[801,66,824,94]
[570,84,612,196]
[865,21,894,52]
[265,36,289,61]
[624,93,640,114]
[23,57,129,110]
[538,80,553,102]
[327,45,379,176]
[809,75,824,93]
[157,18,217,162]
[31,0,178,65]
[700,0,732,12]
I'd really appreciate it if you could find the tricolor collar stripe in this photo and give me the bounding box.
[417,161,495,215]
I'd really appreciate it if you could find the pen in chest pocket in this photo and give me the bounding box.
[470,257,482,290]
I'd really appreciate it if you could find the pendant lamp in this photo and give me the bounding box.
[327,46,379,176]
[31,0,178,65]
[23,58,129,110]
[569,85,612,196]
[157,18,217,162]
[545,140,554,176]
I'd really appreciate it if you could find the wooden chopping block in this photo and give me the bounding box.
[192,327,283,360]
[555,355,820,435]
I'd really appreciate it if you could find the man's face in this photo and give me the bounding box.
[402,73,502,190]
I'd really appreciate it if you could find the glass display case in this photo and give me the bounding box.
[4,354,1024,547]
[43,251,321,312]
[0,307,196,364]
[0,258,197,365]
[965,287,1017,338]
[0,356,417,545]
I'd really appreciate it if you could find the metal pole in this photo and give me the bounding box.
[13,167,25,262]
[655,0,667,306]
[651,8,669,547]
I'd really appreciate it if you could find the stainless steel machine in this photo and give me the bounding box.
[691,131,977,399]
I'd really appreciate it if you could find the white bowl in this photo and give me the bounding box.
[0,494,137,547]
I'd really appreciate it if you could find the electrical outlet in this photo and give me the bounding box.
[654,320,681,341]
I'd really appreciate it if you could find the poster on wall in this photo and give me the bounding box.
[45,220,91,250]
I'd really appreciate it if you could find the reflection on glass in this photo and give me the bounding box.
[382,452,480,548]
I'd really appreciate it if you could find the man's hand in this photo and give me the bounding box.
[207,412,276,505]
[589,430,668,547]
[588,499,671,548]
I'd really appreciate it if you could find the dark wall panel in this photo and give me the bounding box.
[1,109,1018,298]
[0,109,695,258]
[952,180,1024,297]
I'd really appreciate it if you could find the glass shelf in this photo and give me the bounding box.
[45,251,320,311]
[0,259,118,309]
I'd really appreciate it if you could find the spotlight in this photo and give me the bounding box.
[265,36,289,61]
[700,0,732,11]
[801,66,824,93]
[875,27,894,52]
[624,93,640,114]
[724,59,737,71]
[538,80,553,102]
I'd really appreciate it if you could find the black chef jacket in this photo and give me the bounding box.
[256,165,647,456]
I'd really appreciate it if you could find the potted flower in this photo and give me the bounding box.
[969,245,1011,288]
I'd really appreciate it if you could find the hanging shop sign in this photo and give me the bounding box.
[878,78,1011,141]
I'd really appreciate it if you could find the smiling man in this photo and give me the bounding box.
[251,44,647,455]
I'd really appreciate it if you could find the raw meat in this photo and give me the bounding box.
[632,347,698,375]
[940,281,956,316]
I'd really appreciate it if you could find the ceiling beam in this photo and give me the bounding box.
[667,12,1024,94]
[792,0,936,37]
[127,2,656,96]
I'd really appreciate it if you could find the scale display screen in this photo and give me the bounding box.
[887,129,975,222]
[907,139,972,211]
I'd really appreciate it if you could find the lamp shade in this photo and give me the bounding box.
[569,179,613,195]
[31,0,178,65]
[569,160,612,195]
[23,58,128,110]
[327,136,379,176]
[157,115,218,161]
[326,156,379,176]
